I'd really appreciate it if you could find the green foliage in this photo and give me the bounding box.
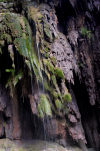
[43,59,54,74]
[5,68,23,98]
[55,67,65,79]
[44,22,53,42]
[44,81,51,91]
[5,69,23,88]
[0,34,12,44]
[44,47,49,53]
[52,91,59,99]
[51,75,57,86]
[38,94,52,118]
[5,68,14,76]
[80,27,92,39]
[50,56,56,66]
[37,104,44,118]
[63,93,71,103]
[55,99,63,110]
[0,13,42,82]
[45,68,51,80]
[0,9,72,118]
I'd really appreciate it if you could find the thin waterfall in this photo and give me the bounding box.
[36,42,47,149]
[36,41,60,151]
[36,42,44,92]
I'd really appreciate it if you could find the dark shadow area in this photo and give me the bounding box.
[0,44,12,85]
[72,73,100,151]
[0,44,46,141]
[55,0,76,34]
[19,97,46,139]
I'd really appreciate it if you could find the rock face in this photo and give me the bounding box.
[0,0,100,151]
[0,139,83,151]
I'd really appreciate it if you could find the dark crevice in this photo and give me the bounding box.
[19,97,48,140]
[55,0,76,34]
[72,74,100,151]
[0,45,12,85]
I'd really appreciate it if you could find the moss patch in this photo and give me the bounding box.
[38,94,52,118]
[0,13,42,82]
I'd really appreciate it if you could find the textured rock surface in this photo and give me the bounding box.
[0,0,100,151]
[0,139,83,151]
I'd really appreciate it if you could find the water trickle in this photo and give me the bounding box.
[36,42,48,149]
[36,42,44,92]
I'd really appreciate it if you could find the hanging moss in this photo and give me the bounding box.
[55,67,65,80]
[52,91,59,99]
[44,80,51,92]
[43,59,54,74]
[44,22,53,42]
[55,99,63,110]
[50,56,57,66]
[5,69,23,88]
[0,13,42,82]
[51,75,57,86]
[44,47,49,53]
[63,92,72,103]
[38,94,52,117]
[37,103,44,118]
[0,5,72,118]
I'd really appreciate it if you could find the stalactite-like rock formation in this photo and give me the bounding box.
[0,0,100,151]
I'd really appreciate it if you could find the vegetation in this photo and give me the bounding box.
[0,4,72,118]
[80,27,92,39]
[38,94,52,118]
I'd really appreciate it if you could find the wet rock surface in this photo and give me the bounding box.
[0,0,100,151]
[0,139,85,151]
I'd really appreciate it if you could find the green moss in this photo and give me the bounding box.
[2,13,42,82]
[44,80,51,91]
[5,69,23,88]
[43,59,54,74]
[0,34,12,44]
[43,47,49,58]
[44,53,49,58]
[51,75,57,86]
[0,13,42,83]
[37,103,44,118]
[55,99,63,110]
[44,22,53,42]
[27,6,43,22]
[55,67,65,79]
[0,9,71,118]
[63,93,71,103]
[38,94,52,117]
[4,14,22,38]
[48,62,54,73]
[50,56,56,66]
[44,47,49,53]
[52,91,59,99]
[80,27,92,39]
